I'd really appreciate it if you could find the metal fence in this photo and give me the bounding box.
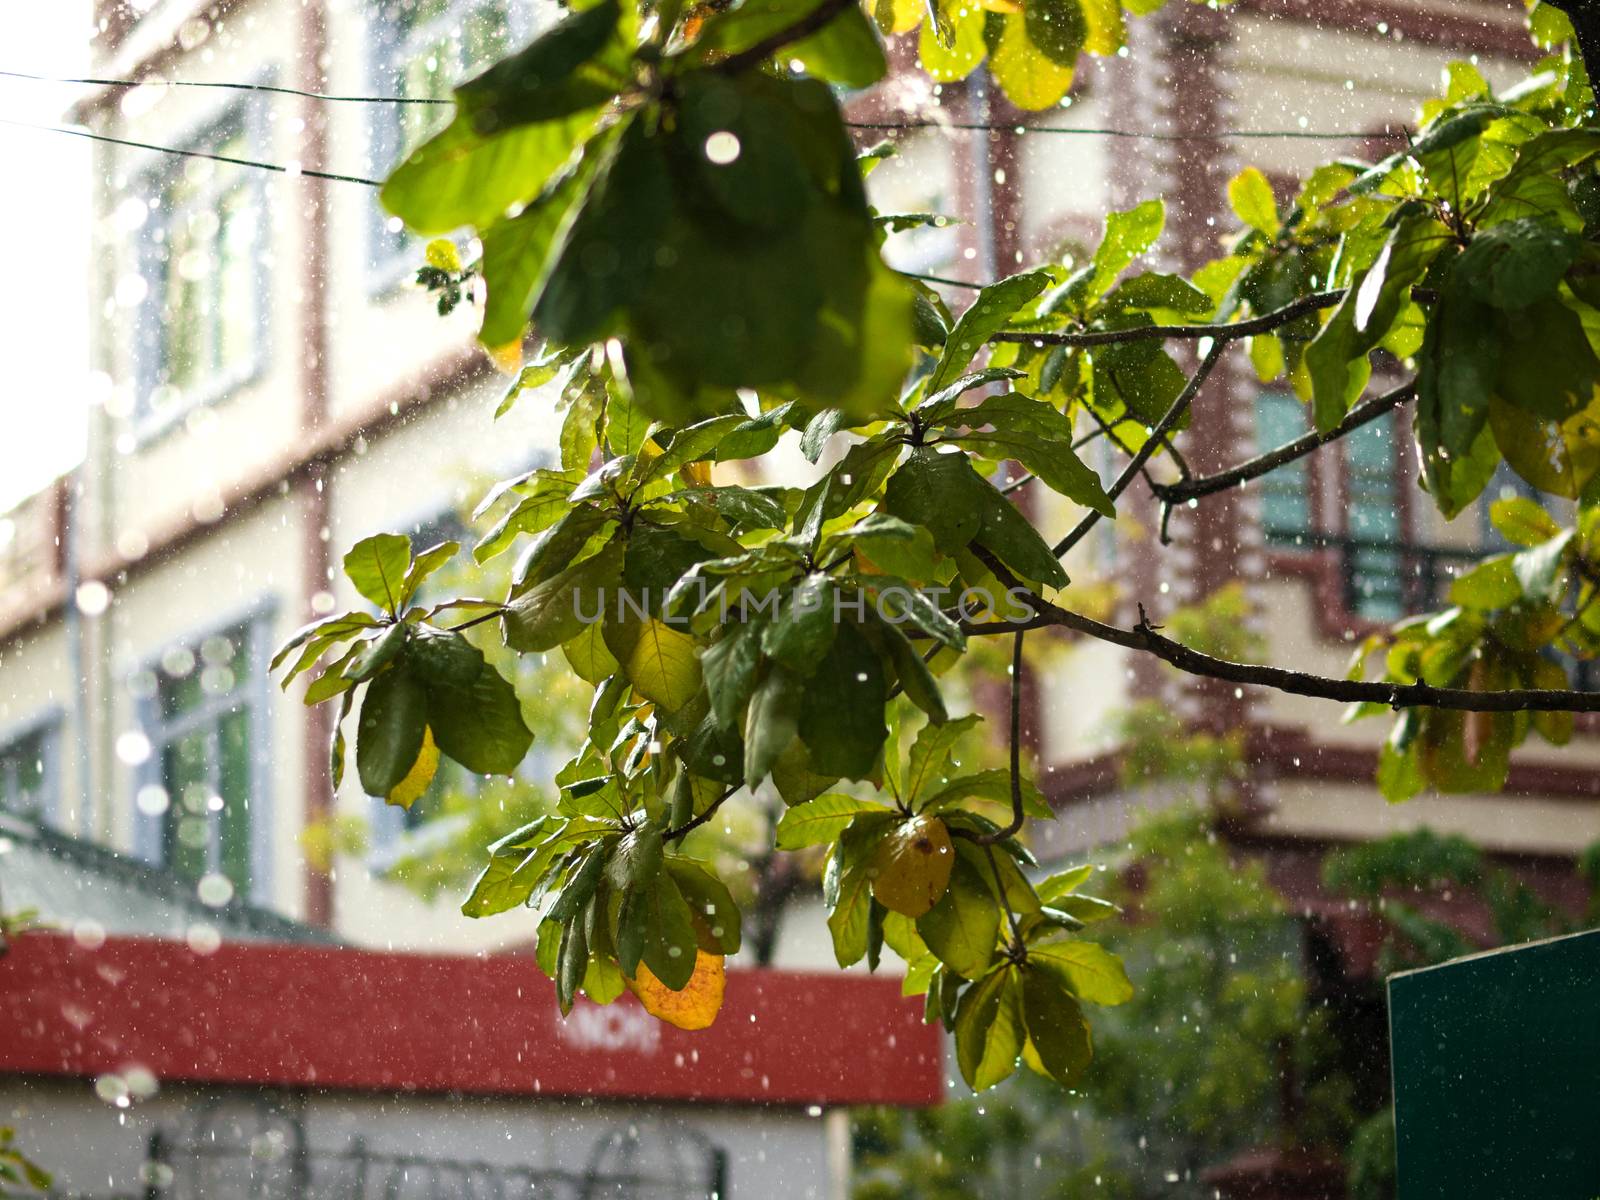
[54,1101,727,1200]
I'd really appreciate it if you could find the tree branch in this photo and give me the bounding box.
[712,0,858,74]
[1053,337,1228,558]
[1153,380,1417,505]
[991,289,1344,349]
[957,594,1600,713]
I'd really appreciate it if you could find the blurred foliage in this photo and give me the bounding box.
[853,804,1355,1200]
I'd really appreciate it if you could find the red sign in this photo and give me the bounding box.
[0,933,943,1107]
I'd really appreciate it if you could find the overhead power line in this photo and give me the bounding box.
[0,66,1404,141]
[0,116,384,186]
[0,68,450,106]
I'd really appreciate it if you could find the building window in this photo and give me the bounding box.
[368,0,521,282]
[1255,390,1313,545]
[136,107,267,436]
[1342,411,1405,620]
[1254,391,1409,620]
[0,714,61,826]
[134,618,270,896]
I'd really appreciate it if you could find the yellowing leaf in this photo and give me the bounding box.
[1079,0,1125,55]
[871,815,956,917]
[627,950,726,1031]
[387,725,438,810]
[1227,166,1280,235]
[988,13,1075,110]
[618,617,703,714]
[485,340,523,375]
[681,460,713,487]
[425,238,462,272]
[873,0,925,33]
[563,620,619,685]
[981,0,1022,10]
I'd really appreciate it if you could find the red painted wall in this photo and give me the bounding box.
[0,934,944,1108]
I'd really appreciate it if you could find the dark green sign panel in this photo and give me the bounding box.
[1389,927,1600,1198]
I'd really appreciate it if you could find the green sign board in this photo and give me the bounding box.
[1389,927,1600,1198]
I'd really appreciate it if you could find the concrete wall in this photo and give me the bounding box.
[1,1075,839,1199]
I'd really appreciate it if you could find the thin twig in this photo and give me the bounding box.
[1053,338,1228,558]
[991,290,1344,349]
[956,630,1028,847]
[664,789,733,842]
[1154,380,1417,504]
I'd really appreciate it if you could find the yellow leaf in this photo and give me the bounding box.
[981,0,1022,10]
[988,12,1075,109]
[484,340,523,375]
[424,237,461,272]
[871,815,955,917]
[628,950,726,1031]
[681,460,713,487]
[563,621,618,685]
[874,0,925,33]
[387,726,438,810]
[618,617,703,714]
[1079,0,1125,54]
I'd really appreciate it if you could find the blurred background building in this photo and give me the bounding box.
[1,0,1597,1195]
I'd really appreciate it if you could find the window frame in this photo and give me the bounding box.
[131,96,272,446]
[364,0,539,294]
[0,707,65,829]
[130,599,278,904]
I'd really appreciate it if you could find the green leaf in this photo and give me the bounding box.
[1490,497,1562,547]
[776,793,891,850]
[344,533,413,615]
[1027,938,1133,1005]
[763,574,839,673]
[825,859,876,967]
[1512,529,1575,602]
[451,0,626,131]
[355,667,427,799]
[477,149,603,349]
[1227,166,1280,234]
[839,514,940,580]
[503,543,623,653]
[381,106,603,237]
[927,270,1053,394]
[904,713,981,807]
[950,410,1114,517]
[425,655,533,776]
[870,611,948,723]
[666,857,743,955]
[884,447,987,555]
[1449,556,1522,610]
[954,966,1021,1091]
[799,619,889,780]
[556,911,590,1014]
[474,471,584,563]
[1089,199,1164,298]
[639,872,702,991]
[703,619,765,730]
[1455,218,1581,310]
[1023,0,1087,66]
[1019,970,1092,1085]
[1037,863,1094,901]
[1306,214,1445,431]
[745,664,805,787]
[1417,274,1499,460]
[917,849,1000,979]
